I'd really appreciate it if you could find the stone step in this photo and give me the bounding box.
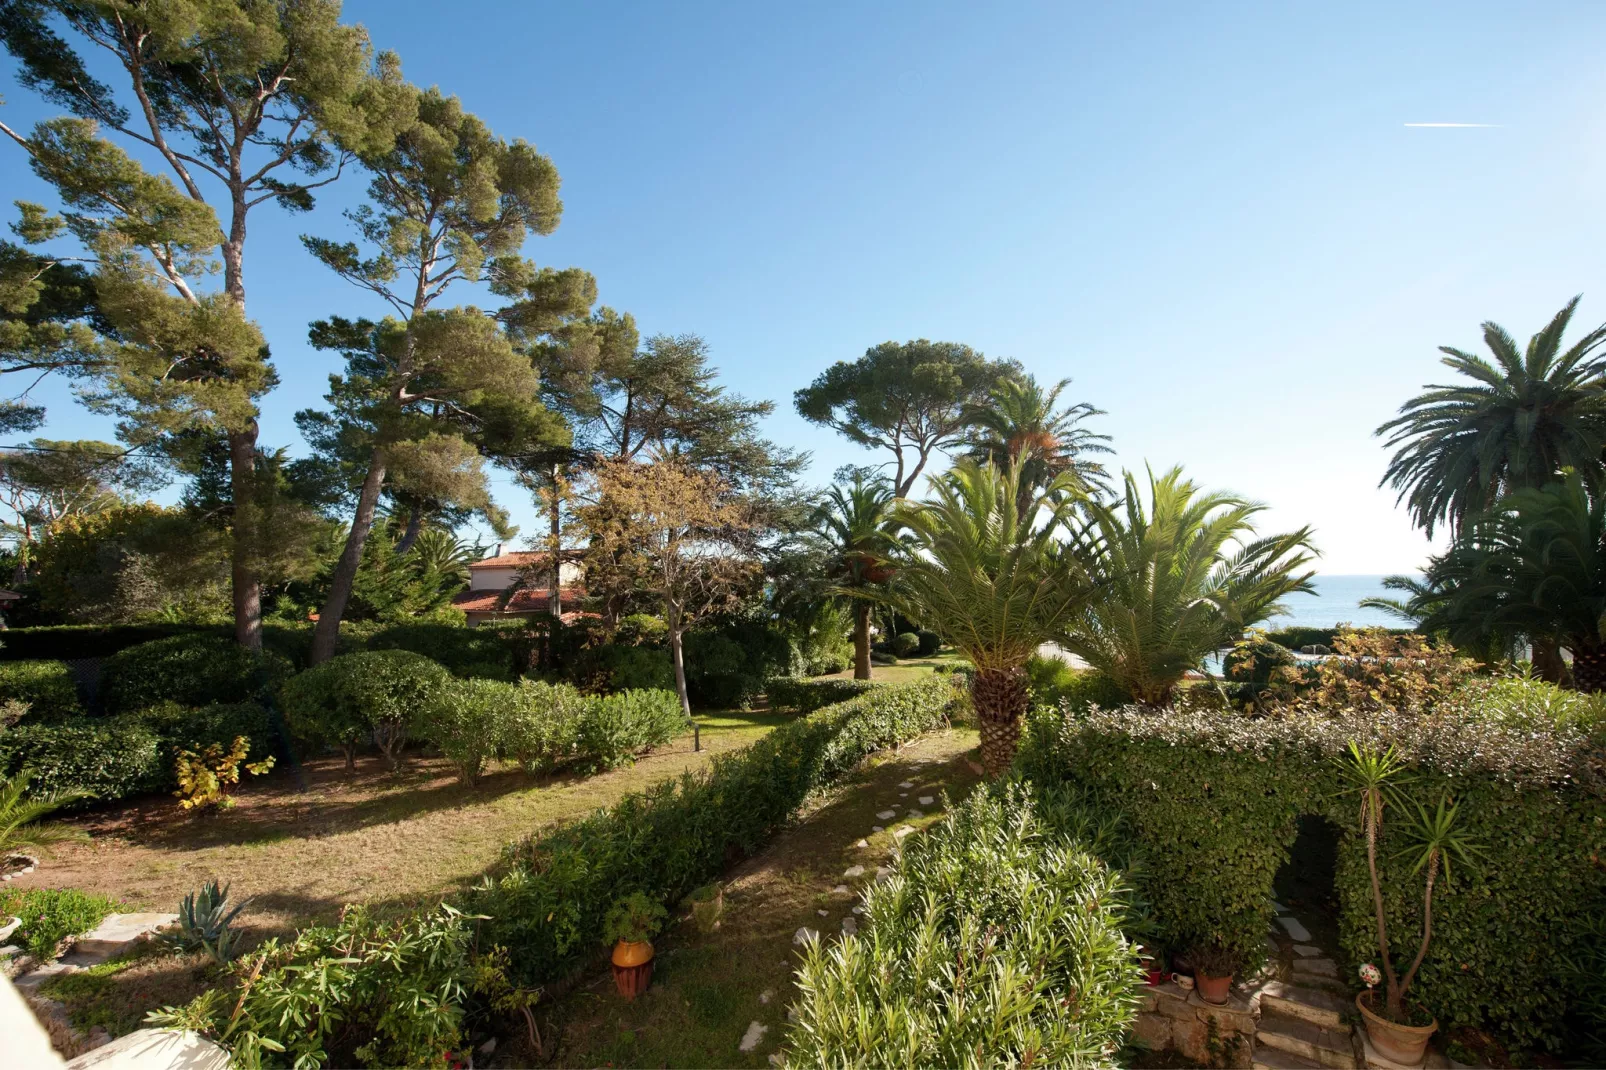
[1256,980,1352,1032]
[1254,1045,1325,1070]
[1256,1010,1360,1070]
[70,912,177,963]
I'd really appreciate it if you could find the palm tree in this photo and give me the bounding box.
[1377,297,1606,538]
[878,459,1094,775]
[0,770,89,858]
[1415,472,1606,691]
[1062,467,1317,706]
[809,473,901,680]
[965,374,1112,508]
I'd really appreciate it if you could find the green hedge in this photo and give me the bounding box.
[467,675,960,985]
[765,676,884,713]
[786,782,1142,1065]
[366,623,515,679]
[101,634,292,714]
[0,659,81,719]
[280,650,451,767]
[1019,700,1606,1051]
[0,623,200,661]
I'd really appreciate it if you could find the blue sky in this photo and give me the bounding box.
[4,1,1605,572]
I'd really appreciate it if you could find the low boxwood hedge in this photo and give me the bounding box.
[765,676,884,713]
[468,675,961,985]
[1018,698,1606,1051]
[0,659,82,720]
[101,634,291,714]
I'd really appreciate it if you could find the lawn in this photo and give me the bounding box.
[816,650,970,685]
[530,726,983,1069]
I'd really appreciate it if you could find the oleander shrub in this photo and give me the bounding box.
[501,680,588,774]
[0,887,125,960]
[101,635,291,714]
[892,631,921,657]
[1018,693,1606,1051]
[573,689,685,773]
[0,716,165,803]
[766,676,883,713]
[915,629,942,657]
[0,660,80,720]
[468,675,959,985]
[786,782,1143,1066]
[366,623,515,679]
[151,904,479,1068]
[416,678,519,785]
[280,650,451,770]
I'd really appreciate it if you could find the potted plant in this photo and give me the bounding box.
[1188,941,1240,1005]
[1339,743,1480,1066]
[604,892,667,1000]
[684,883,724,934]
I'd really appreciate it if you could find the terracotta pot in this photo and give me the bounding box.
[611,939,655,1000]
[1357,991,1437,1066]
[1195,970,1233,1005]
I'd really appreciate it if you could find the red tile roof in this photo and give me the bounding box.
[452,587,587,615]
[468,550,551,569]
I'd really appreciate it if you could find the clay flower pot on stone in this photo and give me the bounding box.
[1357,990,1438,1066]
[1187,942,1240,1006]
[1195,970,1233,1005]
[602,892,667,1001]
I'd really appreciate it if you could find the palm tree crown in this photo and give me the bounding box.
[965,375,1112,503]
[809,473,901,680]
[1377,296,1606,538]
[1062,466,1317,705]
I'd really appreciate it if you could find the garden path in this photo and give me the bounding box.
[531,726,982,1069]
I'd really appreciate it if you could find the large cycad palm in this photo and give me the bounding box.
[1062,467,1317,706]
[1377,297,1606,538]
[1416,472,1606,691]
[965,374,1112,507]
[878,460,1094,775]
[810,474,901,680]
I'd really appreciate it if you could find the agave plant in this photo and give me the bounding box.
[0,770,89,859]
[174,879,253,965]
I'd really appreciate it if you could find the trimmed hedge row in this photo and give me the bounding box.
[1018,701,1606,1051]
[765,676,884,713]
[468,675,961,985]
[0,659,82,719]
[102,635,292,714]
[786,781,1142,1065]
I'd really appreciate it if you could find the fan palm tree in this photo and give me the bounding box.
[0,770,89,858]
[1415,472,1606,691]
[809,473,901,680]
[1062,467,1317,706]
[1377,296,1606,538]
[965,374,1112,508]
[877,459,1095,775]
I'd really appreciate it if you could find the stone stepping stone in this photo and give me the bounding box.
[876,810,897,820]
[872,825,884,833]
[898,781,915,788]
[1276,916,1312,942]
[854,839,868,848]
[0,944,17,959]
[906,809,923,819]
[894,827,913,839]
[875,866,892,879]
[1270,899,1288,913]
[852,904,865,914]
[816,909,828,917]
[1292,956,1338,979]
[832,884,849,895]
[843,865,865,878]
[1293,943,1322,957]
[899,793,908,798]
[739,1021,769,1052]
[793,927,819,945]
[841,916,857,935]
[73,913,178,964]
[918,796,934,805]
[759,988,775,1005]
[14,961,74,990]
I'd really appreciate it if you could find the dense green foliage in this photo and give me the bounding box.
[765,676,884,713]
[787,783,1141,1066]
[131,701,278,766]
[467,676,959,985]
[0,887,123,960]
[572,688,686,773]
[0,659,80,719]
[366,622,515,679]
[280,650,451,768]
[101,635,291,714]
[1019,695,1606,1049]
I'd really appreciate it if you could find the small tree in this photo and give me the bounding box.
[807,473,900,680]
[574,456,759,717]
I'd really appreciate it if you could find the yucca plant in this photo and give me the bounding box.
[1062,466,1317,705]
[0,769,89,859]
[875,459,1094,775]
[174,879,253,965]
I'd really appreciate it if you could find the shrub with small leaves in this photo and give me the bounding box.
[765,677,883,713]
[417,677,524,786]
[892,631,921,657]
[573,689,685,772]
[280,650,451,770]
[0,660,81,720]
[101,635,291,714]
[173,736,275,811]
[0,886,124,960]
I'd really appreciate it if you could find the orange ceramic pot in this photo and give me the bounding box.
[1196,970,1233,1005]
[611,939,655,999]
[1357,991,1437,1066]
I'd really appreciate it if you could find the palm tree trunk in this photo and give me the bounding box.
[854,601,872,681]
[1570,639,1606,693]
[1531,638,1568,686]
[971,666,1028,777]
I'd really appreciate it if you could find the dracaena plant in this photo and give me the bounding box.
[1338,742,1482,1023]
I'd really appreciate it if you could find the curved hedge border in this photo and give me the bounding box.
[1019,704,1606,1051]
[765,676,884,713]
[0,659,82,719]
[468,675,961,985]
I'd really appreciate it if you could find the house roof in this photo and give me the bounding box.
[468,549,582,569]
[451,587,587,616]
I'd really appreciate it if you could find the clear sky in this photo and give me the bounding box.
[4,1,1605,573]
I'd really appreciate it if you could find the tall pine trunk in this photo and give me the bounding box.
[854,600,872,680]
[309,449,387,665]
[227,426,263,651]
[548,463,563,618]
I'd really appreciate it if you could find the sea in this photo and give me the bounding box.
[1272,574,1409,630]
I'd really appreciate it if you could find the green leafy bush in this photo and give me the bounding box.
[0,660,81,720]
[683,618,794,709]
[152,903,479,1068]
[280,650,451,769]
[1019,693,1606,1051]
[131,701,277,763]
[786,782,1142,1065]
[0,887,124,960]
[0,624,199,661]
[892,631,921,657]
[573,643,674,693]
[1051,668,1131,712]
[0,716,165,803]
[500,680,588,774]
[915,629,942,657]
[101,635,291,714]
[468,675,959,985]
[1460,675,1606,732]
[574,689,685,773]
[366,623,514,679]
[418,678,525,785]
[766,676,883,713]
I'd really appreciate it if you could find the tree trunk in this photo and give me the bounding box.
[1570,640,1606,693]
[227,427,263,652]
[548,463,563,618]
[854,600,872,681]
[669,616,691,718]
[394,506,424,555]
[1532,638,1568,686]
[310,450,387,665]
[970,666,1029,777]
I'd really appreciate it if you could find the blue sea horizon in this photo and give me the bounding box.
[1273,574,1412,631]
